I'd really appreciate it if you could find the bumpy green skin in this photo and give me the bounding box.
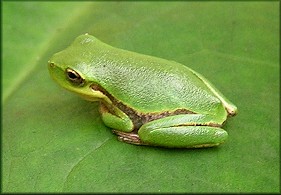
[48,34,237,148]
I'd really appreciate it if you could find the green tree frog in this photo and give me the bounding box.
[48,34,237,148]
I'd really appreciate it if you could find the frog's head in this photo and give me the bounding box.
[48,34,111,103]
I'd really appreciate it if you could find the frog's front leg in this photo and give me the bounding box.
[99,103,145,145]
[138,114,228,148]
[99,103,134,132]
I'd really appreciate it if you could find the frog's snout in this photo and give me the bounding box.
[48,61,55,68]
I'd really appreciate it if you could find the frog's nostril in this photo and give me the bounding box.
[48,62,55,68]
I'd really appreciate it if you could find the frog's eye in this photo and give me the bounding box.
[66,68,85,86]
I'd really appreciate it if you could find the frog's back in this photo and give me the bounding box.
[71,35,225,115]
[88,46,223,115]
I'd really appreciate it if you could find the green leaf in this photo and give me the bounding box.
[2,1,279,193]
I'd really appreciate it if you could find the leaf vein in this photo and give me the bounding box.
[62,137,112,190]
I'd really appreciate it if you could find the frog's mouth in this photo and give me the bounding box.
[78,91,104,102]
[70,83,112,106]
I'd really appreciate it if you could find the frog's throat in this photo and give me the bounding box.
[89,83,206,130]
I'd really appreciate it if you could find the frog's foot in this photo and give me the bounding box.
[112,130,146,145]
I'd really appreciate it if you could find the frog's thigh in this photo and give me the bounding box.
[141,114,225,130]
[99,104,133,132]
[138,125,228,148]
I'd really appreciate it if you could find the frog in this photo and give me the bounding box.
[48,33,237,148]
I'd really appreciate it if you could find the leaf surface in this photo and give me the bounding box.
[2,1,279,193]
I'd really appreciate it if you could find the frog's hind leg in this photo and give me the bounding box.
[139,126,226,148]
[138,114,228,148]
